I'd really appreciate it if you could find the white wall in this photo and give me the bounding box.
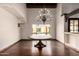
[69,34,79,50]
[0,3,27,51]
[21,8,56,39]
[56,4,65,43]
[63,3,79,51]
[0,3,27,22]
[0,7,20,51]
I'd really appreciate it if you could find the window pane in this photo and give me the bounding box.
[70,30,74,32]
[70,25,73,30]
[70,20,74,25]
[74,25,78,31]
[37,28,41,34]
[74,20,78,32]
[46,27,50,33]
[74,30,78,32]
[32,25,37,33]
[70,19,79,32]
[41,26,46,33]
[74,20,78,26]
[32,24,50,34]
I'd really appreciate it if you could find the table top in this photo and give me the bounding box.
[30,34,52,40]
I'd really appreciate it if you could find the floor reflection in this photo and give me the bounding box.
[0,40,79,56]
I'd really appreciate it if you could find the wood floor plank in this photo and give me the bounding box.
[0,40,79,56]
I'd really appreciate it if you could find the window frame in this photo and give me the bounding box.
[68,18,79,32]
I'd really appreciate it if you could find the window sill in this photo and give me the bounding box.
[64,32,79,34]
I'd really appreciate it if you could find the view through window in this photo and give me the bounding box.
[32,24,50,34]
[68,18,79,32]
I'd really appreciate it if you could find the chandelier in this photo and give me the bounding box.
[36,8,53,24]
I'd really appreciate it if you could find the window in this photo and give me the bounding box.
[32,24,50,34]
[68,18,79,32]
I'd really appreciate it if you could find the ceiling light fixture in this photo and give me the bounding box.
[36,8,53,24]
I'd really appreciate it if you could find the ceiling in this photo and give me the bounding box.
[26,3,57,8]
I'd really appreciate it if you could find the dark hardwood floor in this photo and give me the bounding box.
[0,40,79,56]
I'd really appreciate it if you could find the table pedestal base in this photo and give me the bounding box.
[34,40,46,48]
